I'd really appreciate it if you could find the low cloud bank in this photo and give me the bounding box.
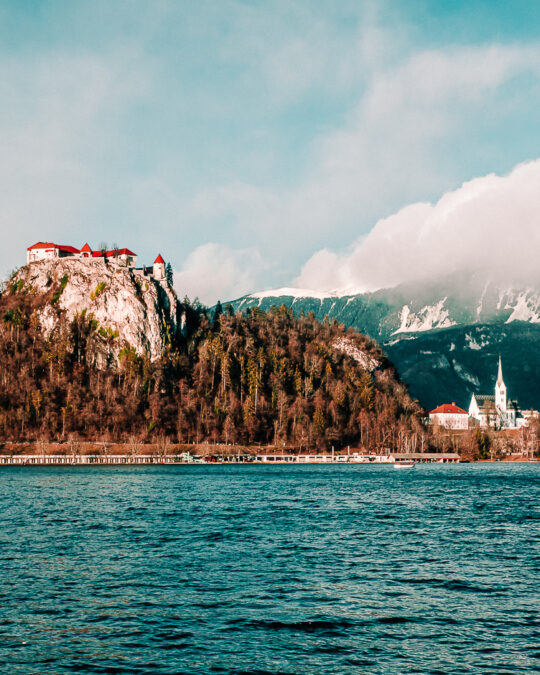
[296,159,540,294]
[174,243,266,306]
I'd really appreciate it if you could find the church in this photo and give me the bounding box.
[469,357,533,429]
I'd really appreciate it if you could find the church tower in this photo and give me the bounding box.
[495,355,507,413]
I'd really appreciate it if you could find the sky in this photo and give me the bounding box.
[3,0,540,303]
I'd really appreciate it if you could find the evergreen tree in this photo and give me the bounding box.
[165,263,174,287]
[212,300,223,326]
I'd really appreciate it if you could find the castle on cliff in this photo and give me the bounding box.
[26,242,167,282]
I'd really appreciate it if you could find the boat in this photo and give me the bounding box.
[394,459,415,469]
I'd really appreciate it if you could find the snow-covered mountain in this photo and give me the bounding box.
[226,273,540,410]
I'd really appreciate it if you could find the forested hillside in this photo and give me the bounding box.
[227,274,540,410]
[0,271,424,450]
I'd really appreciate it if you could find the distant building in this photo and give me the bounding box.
[27,242,138,267]
[469,357,537,429]
[429,403,469,429]
[26,241,174,286]
[89,246,138,266]
[26,241,166,272]
[153,254,166,281]
[26,242,80,263]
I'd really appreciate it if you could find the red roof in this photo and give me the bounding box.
[92,248,136,257]
[27,242,80,254]
[429,403,468,415]
[154,254,165,264]
[80,242,92,252]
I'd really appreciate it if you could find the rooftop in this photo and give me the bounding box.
[429,403,468,415]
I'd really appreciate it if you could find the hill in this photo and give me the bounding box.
[0,261,423,450]
[226,273,540,410]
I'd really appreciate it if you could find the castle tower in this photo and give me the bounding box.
[153,254,166,281]
[80,242,92,258]
[495,355,507,413]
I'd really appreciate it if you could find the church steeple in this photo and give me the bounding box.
[497,354,504,387]
[495,355,507,413]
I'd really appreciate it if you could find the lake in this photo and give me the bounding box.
[0,464,538,673]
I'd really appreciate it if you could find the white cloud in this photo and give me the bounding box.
[173,243,267,305]
[0,47,150,276]
[186,41,540,279]
[295,159,540,293]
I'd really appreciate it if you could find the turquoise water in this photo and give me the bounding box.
[0,464,538,673]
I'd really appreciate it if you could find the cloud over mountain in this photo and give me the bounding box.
[174,243,266,305]
[296,159,540,294]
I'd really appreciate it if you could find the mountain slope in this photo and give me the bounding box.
[226,274,540,410]
[385,322,540,411]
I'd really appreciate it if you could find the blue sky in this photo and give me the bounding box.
[3,1,540,302]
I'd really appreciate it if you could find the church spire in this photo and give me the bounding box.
[497,355,504,387]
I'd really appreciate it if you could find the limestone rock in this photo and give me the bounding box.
[15,257,179,362]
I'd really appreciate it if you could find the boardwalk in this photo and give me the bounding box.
[0,452,461,465]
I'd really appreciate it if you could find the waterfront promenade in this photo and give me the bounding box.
[0,452,460,465]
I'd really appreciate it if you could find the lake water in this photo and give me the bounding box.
[0,464,538,674]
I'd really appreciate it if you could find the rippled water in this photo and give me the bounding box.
[0,464,538,673]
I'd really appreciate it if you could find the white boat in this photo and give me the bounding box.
[394,459,415,469]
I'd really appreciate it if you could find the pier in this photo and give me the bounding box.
[0,452,461,465]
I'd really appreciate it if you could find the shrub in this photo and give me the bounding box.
[90,281,107,300]
[51,275,68,304]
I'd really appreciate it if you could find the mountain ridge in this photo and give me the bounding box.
[225,273,540,410]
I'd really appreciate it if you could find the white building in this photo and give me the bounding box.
[153,254,166,281]
[469,357,536,429]
[26,242,81,264]
[27,242,137,267]
[429,403,469,429]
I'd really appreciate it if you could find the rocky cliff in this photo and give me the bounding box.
[12,257,181,362]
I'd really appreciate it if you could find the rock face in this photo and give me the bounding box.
[16,258,179,362]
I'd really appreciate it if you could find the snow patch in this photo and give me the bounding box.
[393,298,456,334]
[465,332,490,350]
[250,287,337,301]
[452,360,480,387]
[505,291,540,323]
[476,281,490,319]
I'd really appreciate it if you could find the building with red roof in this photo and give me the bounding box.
[153,253,166,281]
[91,247,137,264]
[26,242,137,267]
[429,402,469,430]
[27,242,81,264]
[24,242,173,285]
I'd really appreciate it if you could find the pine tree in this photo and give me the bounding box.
[165,263,174,287]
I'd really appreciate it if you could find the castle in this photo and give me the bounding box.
[26,242,167,282]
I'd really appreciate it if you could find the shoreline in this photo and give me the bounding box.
[0,453,536,465]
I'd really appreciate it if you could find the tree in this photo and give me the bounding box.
[166,263,174,287]
[212,301,223,327]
